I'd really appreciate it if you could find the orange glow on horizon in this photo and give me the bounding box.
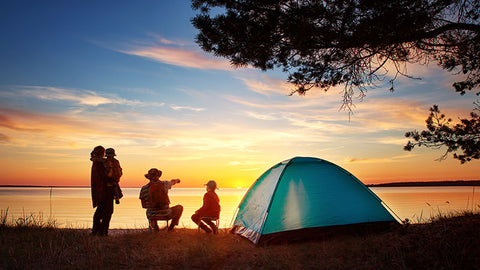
[1,149,478,188]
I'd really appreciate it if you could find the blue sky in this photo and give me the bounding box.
[0,0,478,187]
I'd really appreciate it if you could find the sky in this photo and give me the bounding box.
[0,0,478,188]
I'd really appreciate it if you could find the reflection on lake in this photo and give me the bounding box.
[0,187,246,229]
[0,186,479,229]
[372,186,480,222]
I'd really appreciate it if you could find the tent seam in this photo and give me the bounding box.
[258,158,293,237]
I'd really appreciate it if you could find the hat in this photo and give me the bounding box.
[105,148,116,156]
[145,168,162,180]
[205,180,218,189]
[91,145,105,157]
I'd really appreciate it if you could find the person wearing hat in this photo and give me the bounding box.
[90,145,115,236]
[105,148,123,204]
[139,168,183,231]
[191,180,221,234]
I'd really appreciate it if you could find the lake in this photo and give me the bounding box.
[0,186,479,229]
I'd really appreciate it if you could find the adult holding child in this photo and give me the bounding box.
[139,168,183,231]
[90,145,115,236]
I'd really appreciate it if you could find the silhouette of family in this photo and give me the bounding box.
[89,146,221,236]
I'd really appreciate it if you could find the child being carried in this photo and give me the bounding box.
[105,148,123,204]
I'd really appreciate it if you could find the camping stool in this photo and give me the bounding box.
[197,217,219,232]
[148,216,171,231]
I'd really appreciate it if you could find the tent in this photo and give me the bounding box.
[231,157,399,245]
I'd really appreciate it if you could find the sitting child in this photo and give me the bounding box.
[191,180,221,234]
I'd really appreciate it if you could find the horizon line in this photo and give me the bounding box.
[1,179,480,189]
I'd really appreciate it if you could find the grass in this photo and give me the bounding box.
[1,211,480,269]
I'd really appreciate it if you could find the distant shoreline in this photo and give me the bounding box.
[0,185,90,188]
[1,180,479,188]
[367,180,480,187]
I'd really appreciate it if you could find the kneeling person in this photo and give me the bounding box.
[139,168,183,231]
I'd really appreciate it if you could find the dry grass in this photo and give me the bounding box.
[1,212,479,269]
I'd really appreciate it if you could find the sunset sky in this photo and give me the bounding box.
[0,0,478,188]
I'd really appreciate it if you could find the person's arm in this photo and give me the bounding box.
[162,179,180,191]
[117,159,123,178]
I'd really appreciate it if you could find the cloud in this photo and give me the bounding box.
[147,33,190,47]
[170,105,205,112]
[2,86,166,108]
[344,153,416,164]
[0,103,265,157]
[0,133,10,143]
[221,81,450,146]
[240,76,294,96]
[244,111,279,121]
[0,106,153,149]
[223,94,338,111]
[0,113,44,132]
[229,161,241,165]
[93,34,235,71]
[21,86,118,106]
[120,45,233,70]
[229,160,263,166]
[376,137,410,146]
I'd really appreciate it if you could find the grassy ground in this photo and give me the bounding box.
[1,212,479,269]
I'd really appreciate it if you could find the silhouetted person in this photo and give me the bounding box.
[105,148,123,204]
[191,180,221,234]
[90,145,115,236]
[139,168,183,231]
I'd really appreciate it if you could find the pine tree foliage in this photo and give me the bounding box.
[405,103,480,163]
[191,0,480,162]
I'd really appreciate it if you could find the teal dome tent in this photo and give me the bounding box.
[231,157,399,245]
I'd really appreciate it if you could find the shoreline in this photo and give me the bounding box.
[2,179,480,188]
[367,180,480,187]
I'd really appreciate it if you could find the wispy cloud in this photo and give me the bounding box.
[147,33,190,47]
[344,153,416,164]
[170,105,205,112]
[92,34,235,71]
[1,86,166,108]
[229,160,264,166]
[0,113,44,132]
[240,76,294,96]
[223,94,338,110]
[22,86,120,106]
[225,77,435,133]
[244,111,279,121]
[120,45,232,70]
[376,137,410,146]
[0,105,195,150]
[0,133,10,143]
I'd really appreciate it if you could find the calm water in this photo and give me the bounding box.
[0,186,479,229]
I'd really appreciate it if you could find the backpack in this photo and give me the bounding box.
[149,181,170,209]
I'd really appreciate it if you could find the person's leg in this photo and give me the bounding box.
[203,218,218,234]
[149,219,159,231]
[192,213,212,233]
[191,213,201,224]
[92,204,103,235]
[101,187,115,236]
[113,185,120,204]
[168,205,183,231]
